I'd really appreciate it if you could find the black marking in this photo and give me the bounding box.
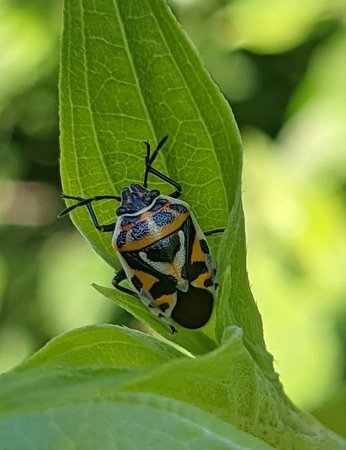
[151,198,168,212]
[171,286,213,329]
[152,210,174,227]
[169,203,188,214]
[150,277,176,299]
[131,275,142,292]
[131,220,150,240]
[181,264,187,280]
[200,239,210,255]
[120,184,156,214]
[143,232,181,263]
[116,205,133,216]
[170,325,177,334]
[158,302,170,312]
[185,216,196,267]
[116,231,127,249]
[122,251,162,274]
[122,248,178,299]
[204,278,213,288]
[121,215,139,227]
[187,261,208,282]
[184,219,213,285]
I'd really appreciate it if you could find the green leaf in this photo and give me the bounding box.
[93,284,217,356]
[0,326,273,449]
[215,199,287,399]
[59,0,242,269]
[0,392,275,450]
[2,325,341,449]
[0,325,183,415]
[115,326,346,450]
[22,324,185,369]
[0,366,135,416]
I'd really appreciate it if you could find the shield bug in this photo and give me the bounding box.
[59,136,224,333]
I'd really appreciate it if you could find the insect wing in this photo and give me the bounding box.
[188,211,216,291]
[170,212,216,329]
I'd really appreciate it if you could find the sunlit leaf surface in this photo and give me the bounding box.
[60,0,242,268]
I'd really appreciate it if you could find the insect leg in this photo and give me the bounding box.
[83,202,116,232]
[170,325,178,334]
[112,269,139,298]
[147,167,182,198]
[143,136,182,198]
[143,137,167,187]
[58,194,120,218]
[204,228,225,236]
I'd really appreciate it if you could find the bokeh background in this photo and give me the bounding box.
[0,0,345,436]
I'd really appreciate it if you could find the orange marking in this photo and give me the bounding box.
[118,233,160,252]
[140,211,153,221]
[155,295,173,306]
[191,234,204,263]
[132,270,159,292]
[194,271,211,289]
[121,223,135,232]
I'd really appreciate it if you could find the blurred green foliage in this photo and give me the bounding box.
[0,0,344,437]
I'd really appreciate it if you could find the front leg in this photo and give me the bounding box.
[84,203,116,232]
[112,269,139,298]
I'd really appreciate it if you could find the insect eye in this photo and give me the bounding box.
[150,190,160,198]
[116,206,127,216]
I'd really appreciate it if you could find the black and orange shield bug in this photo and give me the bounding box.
[59,136,224,333]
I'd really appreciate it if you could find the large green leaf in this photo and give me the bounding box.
[115,326,345,450]
[22,324,185,369]
[0,325,181,414]
[1,326,342,450]
[0,326,274,450]
[60,0,242,269]
[215,196,282,392]
[0,392,275,450]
